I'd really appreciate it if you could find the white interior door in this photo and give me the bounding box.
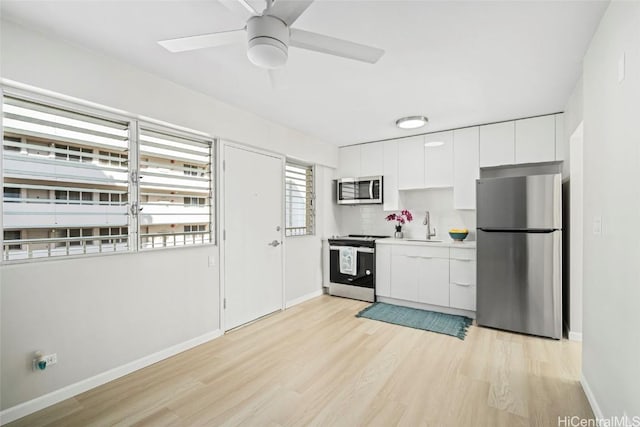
[224,144,284,330]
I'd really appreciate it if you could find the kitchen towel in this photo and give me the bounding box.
[339,247,357,276]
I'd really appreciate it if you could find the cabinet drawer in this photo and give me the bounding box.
[450,282,476,311]
[450,247,475,261]
[450,259,476,286]
[392,245,449,259]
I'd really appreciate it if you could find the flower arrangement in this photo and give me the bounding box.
[385,209,413,233]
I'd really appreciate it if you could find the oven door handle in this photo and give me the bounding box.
[329,245,374,254]
[369,180,374,199]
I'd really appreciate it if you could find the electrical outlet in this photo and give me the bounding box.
[208,255,215,267]
[593,216,602,235]
[33,353,57,371]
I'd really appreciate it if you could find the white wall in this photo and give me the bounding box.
[0,19,337,416]
[569,124,584,339]
[337,188,476,241]
[562,75,584,178]
[562,72,585,340]
[284,165,339,305]
[581,0,640,419]
[0,246,219,410]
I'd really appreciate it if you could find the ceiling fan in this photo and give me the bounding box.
[158,0,384,86]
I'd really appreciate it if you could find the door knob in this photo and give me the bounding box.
[268,240,281,247]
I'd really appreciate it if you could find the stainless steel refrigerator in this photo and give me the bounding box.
[476,173,562,339]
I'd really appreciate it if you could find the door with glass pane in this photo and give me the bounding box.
[223,144,284,330]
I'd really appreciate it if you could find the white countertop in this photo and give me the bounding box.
[376,238,476,249]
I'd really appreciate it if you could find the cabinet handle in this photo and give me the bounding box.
[452,281,473,287]
[407,255,432,259]
[451,258,472,262]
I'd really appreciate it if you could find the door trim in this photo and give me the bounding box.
[219,140,286,333]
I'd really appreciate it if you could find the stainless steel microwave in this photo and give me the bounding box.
[336,176,383,205]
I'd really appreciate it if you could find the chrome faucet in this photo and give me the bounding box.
[423,211,437,240]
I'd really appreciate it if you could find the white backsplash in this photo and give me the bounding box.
[337,188,476,240]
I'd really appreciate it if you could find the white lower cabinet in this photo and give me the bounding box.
[449,248,476,311]
[390,254,418,301]
[379,243,476,314]
[417,257,450,306]
[389,245,450,305]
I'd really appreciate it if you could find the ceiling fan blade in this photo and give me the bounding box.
[266,0,314,26]
[158,29,245,53]
[268,68,286,89]
[219,0,259,22]
[289,29,384,64]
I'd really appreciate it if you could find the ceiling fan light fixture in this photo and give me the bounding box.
[248,38,288,69]
[246,15,290,69]
[396,116,429,130]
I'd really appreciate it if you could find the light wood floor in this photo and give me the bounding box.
[9,295,593,427]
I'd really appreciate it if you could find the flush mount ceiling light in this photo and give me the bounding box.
[396,116,428,130]
[424,141,444,148]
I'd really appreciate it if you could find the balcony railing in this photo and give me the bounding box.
[140,231,211,250]
[2,234,129,261]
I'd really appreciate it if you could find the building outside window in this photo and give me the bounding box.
[3,187,21,202]
[3,230,21,250]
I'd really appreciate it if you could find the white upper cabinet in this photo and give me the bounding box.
[424,131,454,188]
[382,140,399,211]
[515,115,556,164]
[360,141,384,177]
[453,127,479,210]
[479,121,515,167]
[398,135,425,190]
[337,145,361,177]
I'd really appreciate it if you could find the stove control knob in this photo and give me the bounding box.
[366,270,371,275]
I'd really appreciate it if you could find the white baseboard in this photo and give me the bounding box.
[0,330,223,425]
[581,373,604,420]
[569,330,583,341]
[285,289,324,308]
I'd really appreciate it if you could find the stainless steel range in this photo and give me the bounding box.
[327,235,389,302]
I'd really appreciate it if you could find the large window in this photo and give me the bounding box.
[285,161,314,237]
[138,126,213,249]
[1,91,216,262]
[2,95,130,260]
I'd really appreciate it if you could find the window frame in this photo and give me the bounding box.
[284,160,315,237]
[1,86,218,264]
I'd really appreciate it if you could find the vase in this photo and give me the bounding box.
[394,226,403,239]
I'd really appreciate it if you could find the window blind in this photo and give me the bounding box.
[285,161,314,236]
[2,96,130,260]
[138,126,213,249]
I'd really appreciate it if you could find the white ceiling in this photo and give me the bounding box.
[1,0,607,146]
